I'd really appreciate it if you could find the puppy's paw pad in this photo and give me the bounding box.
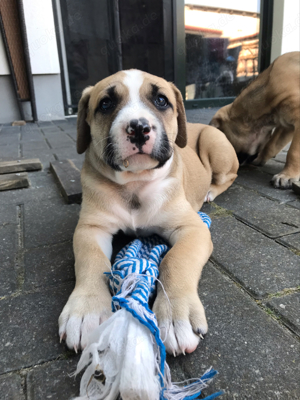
[204,191,215,203]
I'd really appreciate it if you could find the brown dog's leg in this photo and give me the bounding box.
[272,123,300,188]
[153,208,212,355]
[59,224,113,351]
[253,126,294,166]
[198,126,239,202]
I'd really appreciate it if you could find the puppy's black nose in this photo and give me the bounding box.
[128,118,151,135]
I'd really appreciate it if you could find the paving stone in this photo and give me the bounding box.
[0,224,18,297]
[26,358,80,400]
[0,284,73,373]
[41,127,63,135]
[266,292,300,337]
[288,199,300,210]
[259,159,286,176]
[277,232,300,252]
[0,132,20,146]
[214,184,300,238]
[210,216,300,298]
[0,126,21,134]
[20,131,45,142]
[0,373,25,400]
[167,264,300,399]
[22,141,50,153]
[0,144,20,160]
[20,150,56,169]
[46,134,75,149]
[54,148,84,164]
[65,130,77,141]
[24,199,80,248]
[236,166,298,202]
[37,121,55,127]
[274,152,286,163]
[24,241,75,290]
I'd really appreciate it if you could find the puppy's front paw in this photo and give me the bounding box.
[153,292,207,356]
[271,172,300,189]
[58,288,112,351]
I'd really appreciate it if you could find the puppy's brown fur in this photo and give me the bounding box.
[59,70,238,355]
[210,51,300,188]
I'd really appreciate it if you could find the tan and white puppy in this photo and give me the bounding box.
[210,52,300,189]
[58,70,238,355]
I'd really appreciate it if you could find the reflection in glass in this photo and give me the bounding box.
[185,1,260,100]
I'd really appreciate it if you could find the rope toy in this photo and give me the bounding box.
[74,212,223,400]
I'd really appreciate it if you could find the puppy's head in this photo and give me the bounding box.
[77,70,187,172]
[210,104,270,165]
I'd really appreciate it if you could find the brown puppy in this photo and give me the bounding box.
[210,51,300,188]
[58,70,238,355]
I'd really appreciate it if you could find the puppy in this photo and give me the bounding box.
[59,70,238,355]
[210,51,300,189]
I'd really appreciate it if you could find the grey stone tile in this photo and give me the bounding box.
[37,121,54,127]
[26,358,80,400]
[236,166,298,202]
[20,150,56,169]
[24,199,80,248]
[20,131,45,142]
[0,224,18,297]
[0,132,20,146]
[65,131,77,141]
[24,241,75,290]
[274,152,286,163]
[54,148,84,164]
[21,141,50,153]
[46,135,75,149]
[266,292,300,337]
[210,216,300,298]
[0,144,20,160]
[0,373,25,400]
[288,199,300,210]
[41,126,63,135]
[277,232,300,252]
[168,264,300,399]
[0,283,73,374]
[214,185,300,238]
[259,159,286,176]
[1,126,21,134]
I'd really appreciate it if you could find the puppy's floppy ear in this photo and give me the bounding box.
[209,117,220,129]
[77,86,94,154]
[169,82,187,148]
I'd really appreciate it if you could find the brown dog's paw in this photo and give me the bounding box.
[153,292,207,356]
[271,173,300,189]
[58,288,112,351]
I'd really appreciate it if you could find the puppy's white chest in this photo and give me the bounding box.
[117,177,175,234]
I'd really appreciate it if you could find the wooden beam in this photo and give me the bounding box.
[292,181,300,196]
[0,172,29,191]
[0,158,42,174]
[50,159,82,204]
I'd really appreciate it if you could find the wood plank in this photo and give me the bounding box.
[0,172,29,191]
[50,159,82,204]
[292,181,300,195]
[0,158,42,174]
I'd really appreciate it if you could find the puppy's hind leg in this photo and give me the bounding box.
[199,126,239,202]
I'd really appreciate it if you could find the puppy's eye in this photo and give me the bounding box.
[155,95,168,108]
[99,97,114,112]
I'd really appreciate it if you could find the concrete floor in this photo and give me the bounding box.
[0,110,300,399]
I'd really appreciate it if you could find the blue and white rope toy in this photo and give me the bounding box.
[75,212,222,400]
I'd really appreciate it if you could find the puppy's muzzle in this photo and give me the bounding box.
[126,118,151,149]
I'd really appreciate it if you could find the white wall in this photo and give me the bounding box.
[281,0,300,54]
[271,0,300,61]
[0,31,10,75]
[22,0,60,74]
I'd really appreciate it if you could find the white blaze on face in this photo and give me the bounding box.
[109,70,162,165]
